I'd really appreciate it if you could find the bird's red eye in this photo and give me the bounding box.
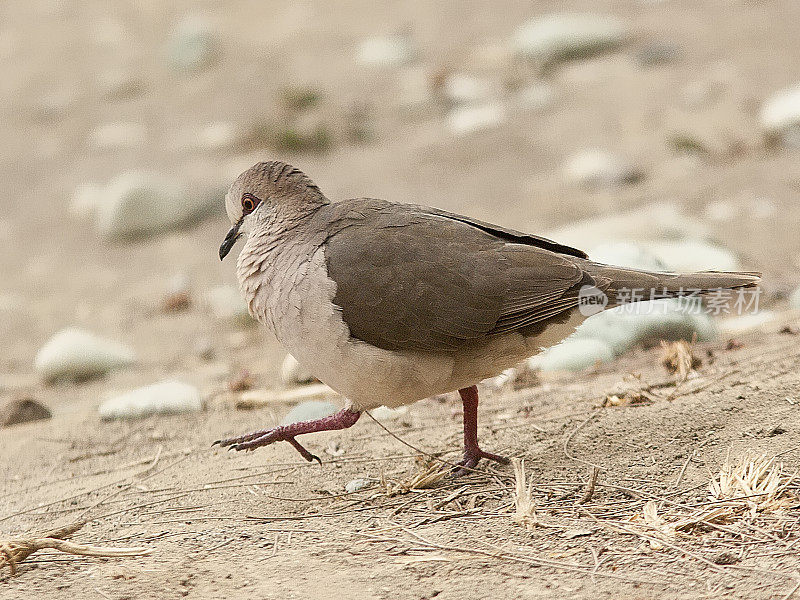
[241,194,260,214]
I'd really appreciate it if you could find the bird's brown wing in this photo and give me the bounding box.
[321,199,593,352]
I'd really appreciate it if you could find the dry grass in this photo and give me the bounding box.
[510,458,538,530]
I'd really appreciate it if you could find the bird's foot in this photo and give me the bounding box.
[212,408,361,464]
[452,448,510,476]
[213,427,321,463]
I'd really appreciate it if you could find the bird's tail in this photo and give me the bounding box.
[585,263,761,307]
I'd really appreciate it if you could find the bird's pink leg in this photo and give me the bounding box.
[455,385,509,474]
[213,408,361,463]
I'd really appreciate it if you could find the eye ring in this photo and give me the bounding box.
[241,193,261,214]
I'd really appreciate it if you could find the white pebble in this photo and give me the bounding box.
[370,406,408,421]
[35,328,136,382]
[718,311,776,334]
[396,67,434,110]
[282,400,338,425]
[703,199,739,223]
[447,102,506,135]
[357,35,414,67]
[204,285,251,323]
[90,122,146,149]
[564,149,641,188]
[529,338,615,372]
[280,354,317,386]
[95,171,212,240]
[443,74,496,104]
[345,478,370,493]
[760,84,800,138]
[69,183,104,218]
[645,240,740,272]
[512,13,628,64]
[197,121,239,149]
[99,380,202,420]
[790,286,800,310]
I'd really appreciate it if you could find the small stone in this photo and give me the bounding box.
[280,354,317,386]
[443,74,497,104]
[69,183,104,218]
[573,299,718,357]
[204,285,251,324]
[167,15,218,72]
[564,149,642,189]
[0,397,52,427]
[447,102,506,135]
[644,240,740,272]
[529,337,615,372]
[719,312,776,335]
[281,400,338,425]
[562,528,594,539]
[89,122,146,150]
[345,478,370,493]
[512,13,628,65]
[194,338,214,360]
[197,121,239,149]
[99,380,202,420]
[356,34,414,67]
[35,328,136,382]
[370,406,408,421]
[703,199,739,223]
[760,84,800,144]
[95,171,214,240]
[790,286,800,310]
[228,370,255,392]
[588,242,667,272]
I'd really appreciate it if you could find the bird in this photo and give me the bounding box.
[213,160,760,472]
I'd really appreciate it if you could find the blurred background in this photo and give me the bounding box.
[2,0,800,399]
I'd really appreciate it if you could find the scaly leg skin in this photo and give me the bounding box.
[454,385,510,475]
[213,408,361,464]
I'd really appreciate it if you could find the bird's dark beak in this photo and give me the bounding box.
[219,221,242,260]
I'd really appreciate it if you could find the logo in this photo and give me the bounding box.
[578,285,608,316]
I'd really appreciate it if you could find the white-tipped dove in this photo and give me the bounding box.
[214,161,760,472]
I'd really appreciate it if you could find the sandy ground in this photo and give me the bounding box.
[3,1,800,598]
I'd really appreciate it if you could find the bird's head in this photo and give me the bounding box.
[219,161,328,260]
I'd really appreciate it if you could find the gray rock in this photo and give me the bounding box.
[791,286,800,310]
[280,354,317,386]
[35,328,136,382]
[447,102,506,135]
[282,400,338,425]
[564,149,642,189]
[529,338,615,372]
[760,84,800,144]
[574,299,718,356]
[356,34,414,67]
[0,397,51,427]
[99,380,202,420]
[95,171,214,240]
[204,285,251,324]
[512,13,628,65]
[345,478,370,493]
[167,15,218,72]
